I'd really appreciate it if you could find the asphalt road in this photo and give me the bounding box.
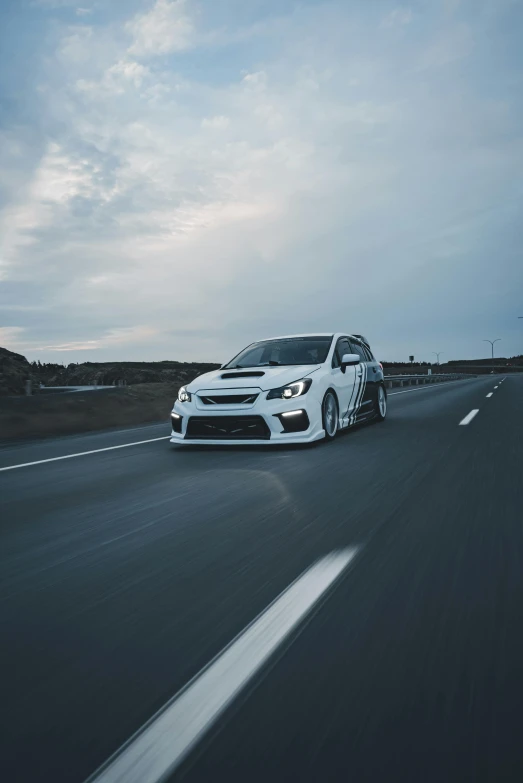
[1,375,522,783]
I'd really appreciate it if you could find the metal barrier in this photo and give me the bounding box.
[384,373,475,390]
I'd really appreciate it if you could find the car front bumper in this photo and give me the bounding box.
[170,395,325,445]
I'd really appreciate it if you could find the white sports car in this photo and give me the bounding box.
[170,333,387,445]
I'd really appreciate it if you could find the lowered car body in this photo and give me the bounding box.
[170,333,387,445]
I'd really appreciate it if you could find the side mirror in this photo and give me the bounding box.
[341,353,360,372]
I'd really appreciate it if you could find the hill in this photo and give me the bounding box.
[0,350,221,396]
[0,347,36,396]
[34,359,221,388]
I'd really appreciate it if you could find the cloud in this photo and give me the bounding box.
[201,115,230,130]
[77,59,150,95]
[0,327,27,348]
[241,70,267,87]
[381,7,413,27]
[44,326,159,351]
[126,0,194,57]
[0,140,121,279]
[418,23,473,69]
[57,24,94,64]
[442,0,462,16]
[1,0,523,362]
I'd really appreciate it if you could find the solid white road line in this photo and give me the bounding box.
[459,409,479,425]
[86,549,359,783]
[486,393,493,398]
[0,437,171,473]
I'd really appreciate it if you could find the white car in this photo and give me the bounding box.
[170,333,387,445]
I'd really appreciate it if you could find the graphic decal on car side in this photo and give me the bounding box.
[349,362,367,426]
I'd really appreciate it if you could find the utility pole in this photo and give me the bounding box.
[432,351,443,365]
[483,338,500,359]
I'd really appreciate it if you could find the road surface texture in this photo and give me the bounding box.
[1,375,522,783]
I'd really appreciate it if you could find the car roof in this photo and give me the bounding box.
[252,333,369,343]
[256,333,335,341]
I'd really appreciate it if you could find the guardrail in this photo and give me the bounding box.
[384,373,475,390]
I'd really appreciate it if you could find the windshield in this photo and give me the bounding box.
[225,336,333,368]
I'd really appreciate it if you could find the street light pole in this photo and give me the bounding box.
[483,338,500,359]
[432,351,443,365]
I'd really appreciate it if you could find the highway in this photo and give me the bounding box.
[1,374,522,783]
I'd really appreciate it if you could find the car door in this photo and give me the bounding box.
[330,336,358,429]
[348,338,373,422]
[360,341,382,416]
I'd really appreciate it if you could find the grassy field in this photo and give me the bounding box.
[0,383,178,441]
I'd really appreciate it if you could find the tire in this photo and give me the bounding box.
[322,391,339,440]
[375,384,387,422]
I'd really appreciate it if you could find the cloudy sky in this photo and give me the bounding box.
[1,0,522,364]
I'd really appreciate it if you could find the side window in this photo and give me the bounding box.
[361,343,374,362]
[332,338,352,368]
[349,340,367,363]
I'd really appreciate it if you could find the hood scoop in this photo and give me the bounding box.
[220,371,265,379]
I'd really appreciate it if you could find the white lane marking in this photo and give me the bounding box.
[459,409,479,425]
[486,393,493,398]
[0,437,171,473]
[494,386,499,389]
[86,548,359,783]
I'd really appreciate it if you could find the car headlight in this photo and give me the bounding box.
[266,378,312,400]
[177,386,192,403]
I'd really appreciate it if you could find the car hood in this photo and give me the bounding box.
[188,365,321,392]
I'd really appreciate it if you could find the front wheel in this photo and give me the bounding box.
[322,391,339,440]
[375,384,387,421]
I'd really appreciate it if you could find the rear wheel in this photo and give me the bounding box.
[322,391,339,440]
[375,384,387,421]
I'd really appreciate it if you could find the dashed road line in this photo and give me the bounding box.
[85,548,359,783]
[459,409,479,426]
[486,393,493,398]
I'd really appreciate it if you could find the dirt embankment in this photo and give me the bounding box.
[0,383,180,441]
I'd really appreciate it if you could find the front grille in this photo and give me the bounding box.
[199,394,259,405]
[186,416,271,440]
